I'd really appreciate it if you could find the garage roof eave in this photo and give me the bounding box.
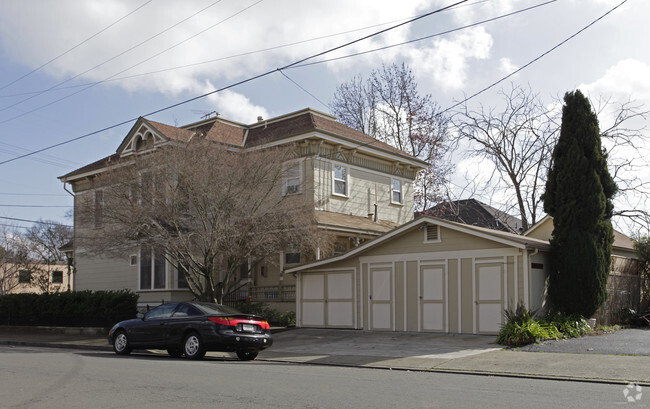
[287,216,552,274]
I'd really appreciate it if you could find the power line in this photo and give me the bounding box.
[0,0,154,92]
[0,0,226,117]
[443,0,629,113]
[277,70,329,109]
[0,205,71,208]
[291,0,557,69]
[0,0,468,166]
[0,216,71,227]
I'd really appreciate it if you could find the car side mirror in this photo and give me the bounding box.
[137,313,144,320]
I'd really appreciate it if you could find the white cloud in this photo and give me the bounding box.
[580,59,650,102]
[499,57,519,75]
[413,27,492,90]
[205,87,269,124]
[0,0,433,99]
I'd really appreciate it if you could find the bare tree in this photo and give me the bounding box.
[331,63,452,210]
[453,84,557,231]
[0,226,26,295]
[79,139,329,304]
[22,221,71,293]
[454,84,650,234]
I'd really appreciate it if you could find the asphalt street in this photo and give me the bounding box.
[0,345,637,409]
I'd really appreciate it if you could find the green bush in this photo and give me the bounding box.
[540,312,591,338]
[0,290,138,327]
[231,301,296,327]
[496,305,561,346]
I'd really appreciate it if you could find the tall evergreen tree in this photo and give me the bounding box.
[543,90,617,317]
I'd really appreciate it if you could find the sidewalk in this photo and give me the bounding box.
[2,326,649,385]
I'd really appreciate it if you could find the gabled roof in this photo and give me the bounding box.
[524,215,636,252]
[286,215,550,273]
[420,199,523,234]
[59,108,428,182]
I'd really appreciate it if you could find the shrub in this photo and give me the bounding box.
[231,301,296,327]
[496,305,561,346]
[540,312,591,338]
[0,290,138,327]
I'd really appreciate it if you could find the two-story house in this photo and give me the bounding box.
[59,108,428,310]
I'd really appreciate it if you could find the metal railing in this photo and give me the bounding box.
[223,285,296,303]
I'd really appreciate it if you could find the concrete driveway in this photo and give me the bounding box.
[518,328,650,356]
[269,328,500,359]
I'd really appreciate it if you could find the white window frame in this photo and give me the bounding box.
[284,161,302,195]
[391,178,403,205]
[333,164,349,197]
[139,245,167,290]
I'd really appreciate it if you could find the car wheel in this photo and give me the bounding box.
[167,348,183,358]
[183,332,205,360]
[236,350,258,361]
[112,330,132,355]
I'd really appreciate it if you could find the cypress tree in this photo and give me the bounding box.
[543,90,617,317]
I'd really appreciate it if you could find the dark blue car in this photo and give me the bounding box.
[108,301,272,360]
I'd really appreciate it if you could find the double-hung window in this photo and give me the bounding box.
[140,245,166,290]
[333,164,348,196]
[391,179,403,205]
[284,162,301,195]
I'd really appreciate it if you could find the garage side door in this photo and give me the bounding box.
[475,264,504,334]
[420,266,445,332]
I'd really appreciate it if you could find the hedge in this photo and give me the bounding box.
[0,290,138,328]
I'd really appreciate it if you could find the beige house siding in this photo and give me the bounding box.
[293,217,550,334]
[311,157,414,226]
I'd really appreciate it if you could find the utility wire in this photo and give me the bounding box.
[291,0,556,69]
[277,70,329,109]
[0,0,225,116]
[0,0,154,92]
[443,0,629,113]
[0,0,467,166]
[0,216,71,227]
[0,204,71,208]
[0,1,491,99]
[0,0,264,126]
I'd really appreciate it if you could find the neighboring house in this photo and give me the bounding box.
[287,216,551,334]
[2,261,71,294]
[58,108,428,310]
[524,215,642,324]
[420,199,524,234]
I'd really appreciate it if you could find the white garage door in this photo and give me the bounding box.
[300,271,355,328]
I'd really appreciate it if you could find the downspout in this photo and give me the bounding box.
[524,247,539,309]
[63,182,75,291]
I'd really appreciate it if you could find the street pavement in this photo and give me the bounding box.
[2,325,650,385]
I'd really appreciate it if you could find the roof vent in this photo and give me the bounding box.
[257,116,264,122]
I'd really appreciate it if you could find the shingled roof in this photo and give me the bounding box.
[60,108,427,182]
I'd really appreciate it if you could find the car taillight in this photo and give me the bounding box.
[208,316,232,326]
[228,318,270,330]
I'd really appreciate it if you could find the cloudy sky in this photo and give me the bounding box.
[0,0,648,234]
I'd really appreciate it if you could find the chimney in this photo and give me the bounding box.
[257,116,264,122]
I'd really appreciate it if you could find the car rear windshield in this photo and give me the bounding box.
[193,302,242,316]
